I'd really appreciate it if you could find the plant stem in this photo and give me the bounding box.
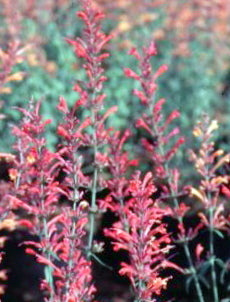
[184,241,205,302]
[205,158,219,302]
[171,187,205,302]
[87,109,98,257]
[65,154,79,300]
[150,113,205,302]
[209,206,219,302]
[38,144,54,301]
[87,165,98,255]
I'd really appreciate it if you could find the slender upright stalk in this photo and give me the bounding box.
[164,159,205,302]
[209,206,219,302]
[189,117,223,302]
[66,0,113,259]
[151,104,205,302]
[183,231,205,302]
[64,153,79,299]
[37,145,54,300]
[124,43,205,302]
[87,109,98,256]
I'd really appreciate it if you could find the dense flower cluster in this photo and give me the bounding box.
[6,101,63,299]
[104,172,172,302]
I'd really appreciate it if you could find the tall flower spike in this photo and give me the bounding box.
[102,128,171,302]
[125,42,206,302]
[125,41,184,183]
[189,115,230,302]
[101,128,172,301]
[56,95,95,302]
[66,0,113,110]
[105,172,172,302]
[8,100,64,300]
[54,1,115,300]
[189,116,229,232]
[66,0,115,259]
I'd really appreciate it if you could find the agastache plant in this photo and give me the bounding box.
[189,115,230,302]
[65,0,115,259]
[2,1,115,300]
[47,0,115,300]
[124,42,206,302]
[55,95,95,302]
[59,3,174,299]
[3,0,230,301]
[105,171,172,302]
[100,128,174,300]
[7,99,95,302]
[7,100,64,300]
[124,42,184,181]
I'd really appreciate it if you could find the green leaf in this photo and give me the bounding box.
[213,229,224,238]
[185,274,195,293]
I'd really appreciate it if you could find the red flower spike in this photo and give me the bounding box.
[125,41,185,197]
[8,99,68,299]
[123,41,208,300]
[55,0,115,300]
[105,172,172,301]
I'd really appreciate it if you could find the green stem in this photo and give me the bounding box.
[65,155,79,300]
[205,162,219,302]
[184,241,205,302]
[38,145,54,301]
[170,182,205,302]
[87,109,98,257]
[149,109,205,302]
[87,166,98,256]
[209,206,219,302]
